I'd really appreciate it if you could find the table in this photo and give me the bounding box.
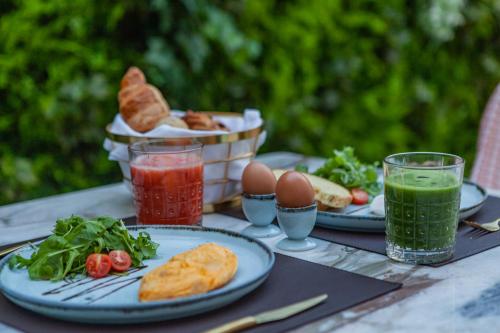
[0,152,499,333]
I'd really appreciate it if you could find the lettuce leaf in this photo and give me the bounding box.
[313,147,381,197]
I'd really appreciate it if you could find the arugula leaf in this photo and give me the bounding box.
[314,146,382,197]
[9,216,158,281]
[136,232,159,259]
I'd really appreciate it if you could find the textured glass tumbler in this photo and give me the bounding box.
[129,139,203,226]
[384,152,464,264]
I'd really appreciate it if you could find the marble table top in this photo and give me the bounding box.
[0,152,499,333]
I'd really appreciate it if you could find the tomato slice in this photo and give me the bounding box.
[109,250,132,272]
[86,253,112,278]
[351,188,369,205]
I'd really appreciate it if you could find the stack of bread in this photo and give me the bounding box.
[118,67,228,133]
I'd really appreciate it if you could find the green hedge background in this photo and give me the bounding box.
[1,0,499,204]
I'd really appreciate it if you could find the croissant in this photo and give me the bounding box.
[118,67,170,132]
[182,110,229,131]
[120,67,145,89]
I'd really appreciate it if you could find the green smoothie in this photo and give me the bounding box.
[385,170,461,251]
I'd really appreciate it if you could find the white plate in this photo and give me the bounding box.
[316,180,487,233]
[0,225,275,323]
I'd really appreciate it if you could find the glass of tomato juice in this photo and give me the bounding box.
[128,139,203,226]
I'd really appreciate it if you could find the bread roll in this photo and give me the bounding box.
[182,110,229,131]
[155,116,189,129]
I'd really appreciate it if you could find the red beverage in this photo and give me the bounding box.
[129,141,203,225]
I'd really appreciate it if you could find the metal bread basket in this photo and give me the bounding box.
[105,112,265,212]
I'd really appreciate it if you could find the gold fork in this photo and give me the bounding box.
[464,218,500,233]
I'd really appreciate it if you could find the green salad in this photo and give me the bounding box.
[9,216,158,281]
[298,146,381,198]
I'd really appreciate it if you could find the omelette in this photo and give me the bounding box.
[139,243,238,302]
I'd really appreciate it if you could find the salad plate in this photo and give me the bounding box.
[316,180,487,233]
[0,225,275,324]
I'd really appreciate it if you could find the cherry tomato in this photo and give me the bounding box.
[351,188,369,205]
[109,250,132,272]
[86,253,112,278]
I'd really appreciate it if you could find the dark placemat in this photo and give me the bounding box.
[0,254,400,333]
[221,196,500,267]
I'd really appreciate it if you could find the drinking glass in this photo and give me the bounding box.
[384,152,464,264]
[129,139,203,226]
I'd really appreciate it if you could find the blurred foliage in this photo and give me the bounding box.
[0,0,499,204]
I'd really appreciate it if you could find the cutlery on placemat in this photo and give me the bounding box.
[204,294,328,333]
[0,236,47,258]
[464,218,500,238]
[0,243,29,258]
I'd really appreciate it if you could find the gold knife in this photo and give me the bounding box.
[204,294,328,333]
[0,243,28,257]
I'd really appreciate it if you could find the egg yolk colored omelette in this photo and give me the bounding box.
[139,243,238,301]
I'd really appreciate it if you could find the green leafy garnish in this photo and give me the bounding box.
[8,216,158,281]
[294,164,309,173]
[313,147,381,196]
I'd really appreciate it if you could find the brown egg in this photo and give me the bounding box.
[241,162,277,195]
[276,171,315,208]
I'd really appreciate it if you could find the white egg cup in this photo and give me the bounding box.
[276,203,317,251]
[241,193,281,238]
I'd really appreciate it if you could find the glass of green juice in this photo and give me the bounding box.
[384,152,464,264]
